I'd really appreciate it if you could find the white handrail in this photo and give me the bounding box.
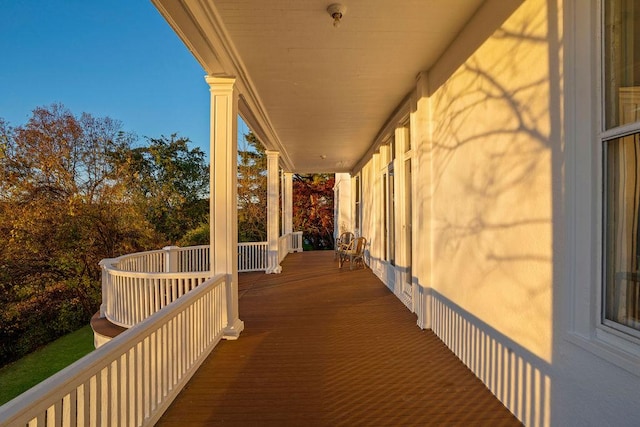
[238,242,268,272]
[291,231,303,253]
[0,236,302,426]
[101,240,296,327]
[108,246,211,274]
[0,274,228,427]
[103,269,210,328]
[101,246,211,328]
[175,245,209,272]
[116,248,167,273]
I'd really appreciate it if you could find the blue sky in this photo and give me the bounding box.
[0,1,249,159]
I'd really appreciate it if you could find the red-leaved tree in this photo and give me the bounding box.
[292,174,335,250]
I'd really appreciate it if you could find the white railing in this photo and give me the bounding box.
[101,239,301,328]
[101,246,211,328]
[238,231,302,272]
[108,245,210,274]
[116,248,166,273]
[0,232,304,426]
[103,269,210,328]
[290,231,303,253]
[0,274,228,427]
[238,241,268,272]
[175,245,210,272]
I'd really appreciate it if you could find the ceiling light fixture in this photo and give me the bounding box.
[327,3,346,28]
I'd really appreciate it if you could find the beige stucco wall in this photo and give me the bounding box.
[424,0,556,362]
[353,1,640,425]
[355,1,558,423]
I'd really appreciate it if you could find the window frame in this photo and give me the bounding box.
[599,0,640,342]
[564,0,640,375]
[601,131,640,341]
[387,160,395,266]
[400,121,413,295]
[354,174,361,233]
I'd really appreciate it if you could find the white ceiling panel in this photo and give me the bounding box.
[153,0,520,172]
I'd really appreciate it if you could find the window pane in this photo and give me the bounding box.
[388,166,395,266]
[605,134,640,330]
[604,0,640,129]
[382,173,387,261]
[355,176,360,229]
[404,158,412,286]
[405,124,411,153]
[390,135,396,161]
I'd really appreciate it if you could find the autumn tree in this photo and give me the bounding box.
[236,131,335,248]
[237,131,267,242]
[0,105,212,365]
[0,104,160,364]
[293,174,335,250]
[110,134,209,244]
[0,104,155,293]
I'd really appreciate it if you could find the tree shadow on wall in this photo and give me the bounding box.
[415,1,563,425]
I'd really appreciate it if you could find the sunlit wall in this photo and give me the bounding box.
[351,0,558,424]
[417,0,556,424]
[428,0,554,362]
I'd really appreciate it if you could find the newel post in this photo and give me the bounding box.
[163,245,180,273]
[206,75,244,339]
[293,231,304,253]
[283,172,294,252]
[98,258,114,318]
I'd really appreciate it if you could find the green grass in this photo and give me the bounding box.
[0,325,95,406]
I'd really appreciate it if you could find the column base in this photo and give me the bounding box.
[266,264,282,274]
[223,318,245,340]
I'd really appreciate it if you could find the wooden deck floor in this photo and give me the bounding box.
[157,251,521,426]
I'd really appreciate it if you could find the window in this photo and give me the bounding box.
[404,157,412,288]
[401,121,412,289]
[381,137,396,266]
[354,175,361,230]
[388,163,395,266]
[404,121,411,153]
[382,172,388,261]
[390,135,396,161]
[603,0,640,335]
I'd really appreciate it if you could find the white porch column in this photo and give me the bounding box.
[283,172,293,251]
[206,75,244,339]
[414,71,432,330]
[334,173,352,237]
[266,150,282,273]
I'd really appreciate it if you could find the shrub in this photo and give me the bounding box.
[179,223,209,247]
[0,282,95,367]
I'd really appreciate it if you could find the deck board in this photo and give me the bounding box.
[157,251,521,426]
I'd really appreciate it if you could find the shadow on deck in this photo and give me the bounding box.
[157,251,521,426]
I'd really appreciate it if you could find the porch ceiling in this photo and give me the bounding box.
[151,0,522,173]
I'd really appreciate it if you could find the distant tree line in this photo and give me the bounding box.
[0,104,334,367]
[237,131,267,242]
[237,131,335,249]
[0,104,208,366]
[292,174,335,250]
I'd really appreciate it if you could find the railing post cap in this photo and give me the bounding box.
[163,245,181,250]
[99,258,116,267]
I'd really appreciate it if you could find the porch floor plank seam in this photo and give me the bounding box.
[157,251,521,426]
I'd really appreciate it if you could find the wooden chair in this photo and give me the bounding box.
[339,236,367,270]
[334,231,354,260]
